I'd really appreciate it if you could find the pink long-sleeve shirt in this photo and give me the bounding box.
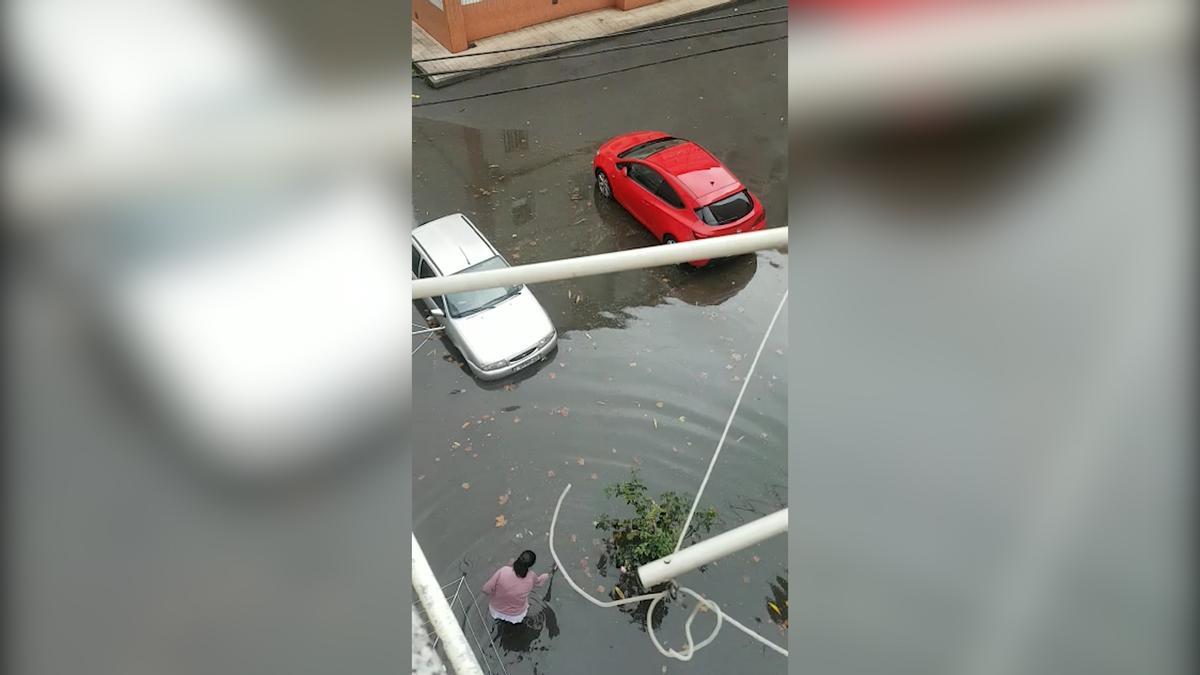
[481,565,549,616]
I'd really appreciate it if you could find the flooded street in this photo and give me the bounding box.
[412,2,789,671]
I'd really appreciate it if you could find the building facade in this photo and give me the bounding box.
[414,0,660,53]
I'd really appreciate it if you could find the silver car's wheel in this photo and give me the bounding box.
[596,169,612,199]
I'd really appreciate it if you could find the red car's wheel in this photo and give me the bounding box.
[595,169,613,200]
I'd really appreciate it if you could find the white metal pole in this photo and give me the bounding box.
[638,509,788,588]
[412,227,787,299]
[411,533,484,675]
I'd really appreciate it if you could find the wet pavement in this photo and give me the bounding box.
[412,2,789,672]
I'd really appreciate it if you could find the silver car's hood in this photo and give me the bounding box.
[452,288,554,365]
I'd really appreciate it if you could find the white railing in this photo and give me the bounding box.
[412,227,787,298]
[638,509,788,587]
[412,534,485,674]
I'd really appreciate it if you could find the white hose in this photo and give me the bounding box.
[546,289,790,661]
[549,484,787,659]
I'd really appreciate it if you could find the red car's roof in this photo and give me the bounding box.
[646,141,741,205]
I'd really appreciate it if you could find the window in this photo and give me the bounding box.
[444,256,520,318]
[415,253,446,310]
[417,256,437,279]
[503,129,528,153]
[655,182,683,209]
[629,164,664,194]
[697,190,753,226]
[617,137,687,160]
[627,164,682,208]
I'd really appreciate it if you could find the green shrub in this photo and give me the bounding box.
[595,468,719,583]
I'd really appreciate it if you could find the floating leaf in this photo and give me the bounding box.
[570,534,577,543]
[462,483,471,490]
[577,458,586,466]
[547,470,556,478]
[548,372,557,380]
[596,585,606,595]
[495,514,507,527]
[498,493,510,505]
[590,473,599,480]
[655,401,664,408]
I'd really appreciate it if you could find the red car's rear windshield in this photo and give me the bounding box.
[697,190,753,225]
[618,137,687,160]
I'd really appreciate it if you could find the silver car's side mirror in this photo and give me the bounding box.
[430,308,445,318]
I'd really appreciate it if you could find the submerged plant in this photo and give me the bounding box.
[594,468,719,589]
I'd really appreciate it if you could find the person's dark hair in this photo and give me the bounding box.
[513,550,536,578]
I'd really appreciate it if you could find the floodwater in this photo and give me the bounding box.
[412,4,789,672]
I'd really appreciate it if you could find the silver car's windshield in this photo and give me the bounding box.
[446,256,520,317]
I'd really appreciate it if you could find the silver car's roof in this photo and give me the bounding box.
[413,213,496,275]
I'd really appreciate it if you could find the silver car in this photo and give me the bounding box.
[412,214,557,380]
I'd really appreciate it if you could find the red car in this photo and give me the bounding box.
[593,132,766,267]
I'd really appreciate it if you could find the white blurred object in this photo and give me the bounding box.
[9,0,413,474]
[790,0,1192,120]
[107,173,412,473]
[9,86,410,222]
[8,0,287,142]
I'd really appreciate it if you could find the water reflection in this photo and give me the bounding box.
[765,575,788,630]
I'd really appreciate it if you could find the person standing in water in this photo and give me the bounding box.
[481,550,550,624]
